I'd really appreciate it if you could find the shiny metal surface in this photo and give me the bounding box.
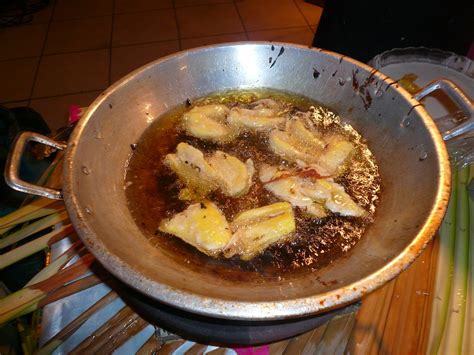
[4,131,66,199]
[369,47,474,167]
[10,43,454,320]
[414,79,473,140]
[368,47,474,79]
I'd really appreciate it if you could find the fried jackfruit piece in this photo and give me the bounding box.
[259,165,327,218]
[227,99,286,131]
[164,143,217,196]
[159,200,231,256]
[160,201,296,260]
[303,179,367,217]
[182,105,235,143]
[207,151,255,197]
[225,202,296,260]
[259,164,366,218]
[268,117,355,176]
[317,135,355,176]
[268,119,324,164]
[164,143,254,198]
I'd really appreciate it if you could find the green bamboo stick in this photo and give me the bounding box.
[439,166,470,354]
[0,224,73,270]
[0,247,76,326]
[26,251,73,287]
[0,210,69,250]
[462,165,473,354]
[0,288,44,325]
[428,167,458,355]
[0,199,60,235]
[16,302,41,328]
[0,252,93,326]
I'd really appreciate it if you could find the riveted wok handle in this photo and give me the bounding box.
[5,131,67,200]
[415,79,474,141]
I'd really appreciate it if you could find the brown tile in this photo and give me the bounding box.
[0,58,39,103]
[115,0,173,13]
[247,26,314,46]
[30,91,102,130]
[181,33,247,49]
[236,0,306,31]
[2,101,29,108]
[112,10,178,47]
[177,4,244,38]
[45,16,112,54]
[175,0,231,7]
[53,0,113,20]
[294,0,323,26]
[0,24,48,60]
[111,41,180,82]
[33,49,109,98]
[30,2,55,24]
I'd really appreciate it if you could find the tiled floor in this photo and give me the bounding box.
[0,0,322,130]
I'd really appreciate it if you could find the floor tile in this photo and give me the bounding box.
[181,33,247,49]
[45,16,112,54]
[53,0,113,20]
[112,10,178,46]
[247,26,314,46]
[2,101,29,109]
[111,41,180,83]
[0,24,48,61]
[30,90,102,130]
[114,0,173,13]
[294,0,323,26]
[33,49,109,98]
[30,2,55,24]
[177,3,244,38]
[236,0,306,31]
[0,58,39,103]
[174,0,231,7]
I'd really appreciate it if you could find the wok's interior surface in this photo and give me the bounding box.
[63,43,450,320]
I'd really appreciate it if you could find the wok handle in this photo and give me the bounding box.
[414,79,474,141]
[4,131,67,200]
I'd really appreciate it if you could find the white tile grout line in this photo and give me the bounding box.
[26,0,58,106]
[0,22,320,65]
[1,2,324,104]
[292,0,321,37]
[231,0,250,40]
[172,0,183,51]
[1,89,104,106]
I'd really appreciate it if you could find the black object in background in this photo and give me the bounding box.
[313,0,474,63]
[0,105,52,292]
[0,106,51,215]
[0,0,49,27]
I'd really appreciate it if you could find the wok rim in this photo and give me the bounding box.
[62,42,451,320]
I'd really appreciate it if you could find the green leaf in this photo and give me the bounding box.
[0,210,68,249]
[0,224,74,270]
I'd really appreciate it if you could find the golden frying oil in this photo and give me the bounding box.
[125,89,381,278]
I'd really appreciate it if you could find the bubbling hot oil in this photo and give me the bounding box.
[124,89,381,278]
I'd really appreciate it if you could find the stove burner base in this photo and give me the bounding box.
[121,287,360,346]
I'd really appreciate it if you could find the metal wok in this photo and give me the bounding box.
[7,43,467,321]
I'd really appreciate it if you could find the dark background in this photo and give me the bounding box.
[313,0,474,62]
